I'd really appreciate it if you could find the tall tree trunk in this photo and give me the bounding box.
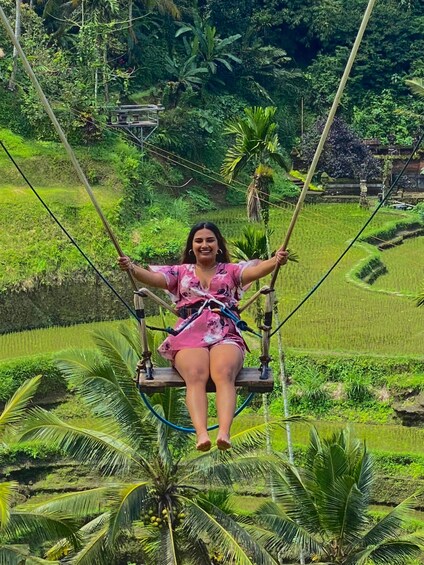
[8,0,21,91]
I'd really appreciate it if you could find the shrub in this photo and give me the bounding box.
[0,355,67,403]
[186,187,217,212]
[343,370,373,402]
[291,365,329,408]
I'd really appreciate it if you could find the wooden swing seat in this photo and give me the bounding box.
[137,367,273,394]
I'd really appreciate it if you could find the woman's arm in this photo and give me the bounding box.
[118,256,168,289]
[241,248,289,286]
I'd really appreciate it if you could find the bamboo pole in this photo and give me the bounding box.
[0,5,138,291]
[271,0,378,289]
[261,0,378,367]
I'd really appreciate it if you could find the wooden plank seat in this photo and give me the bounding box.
[137,367,273,394]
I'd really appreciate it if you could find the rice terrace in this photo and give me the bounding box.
[0,0,424,564]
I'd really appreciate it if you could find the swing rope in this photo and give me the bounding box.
[260,0,378,366]
[271,129,424,337]
[0,0,381,436]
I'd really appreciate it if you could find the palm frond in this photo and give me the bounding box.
[28,488,116,518]
[271,464,323,535]
[359,496,417,548]
[21,408,139,475]
[322,477,368,545]
[56,348,148,447]
[91,328,139,379]
[348,539,423,565]
[253,500,322,556]
[0,545,59,564]
[0,376,41,438]
[108,482,150,543]
[416,289,424,307]
[62,523,110,565]
[406,78,424,98]
[45,513,109,561]
[179,495,278,565]
[4,511,80,551]
[0,481,18,528]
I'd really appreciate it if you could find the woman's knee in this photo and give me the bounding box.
[210,365,238,385]
[180,366,210,386]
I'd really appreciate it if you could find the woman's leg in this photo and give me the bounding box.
[210,344,244,450]
[174,348,211,451]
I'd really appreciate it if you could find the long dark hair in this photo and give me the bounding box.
[181,221,230,264]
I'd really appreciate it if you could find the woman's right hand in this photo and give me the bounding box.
[118,255,133,272]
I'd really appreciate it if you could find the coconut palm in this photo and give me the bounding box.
[0,376,79,564]
[221,106,290,226]
[253,428,423,564]
[417,290,424,307]
[20,325,282,564]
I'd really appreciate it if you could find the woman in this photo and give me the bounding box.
[118,221,288,451]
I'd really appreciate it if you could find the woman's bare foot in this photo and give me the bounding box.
[216,435,232,451]
[196,433,212,452]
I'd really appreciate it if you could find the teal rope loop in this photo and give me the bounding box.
[138,388,255,433]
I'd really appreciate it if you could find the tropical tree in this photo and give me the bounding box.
[164,54,209,107]
[221,106,289,226]
[0,376,79,564]
[175,16,242,80]
[301,116,381,181]
[20,325,281,564]
[253,428,424,564]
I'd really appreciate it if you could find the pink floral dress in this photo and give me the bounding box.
[150,261,258,361]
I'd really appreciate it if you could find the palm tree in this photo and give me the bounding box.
[0,376,79,564]
[164,54,209,108]
[253,428,423,564]
[222,106,297,473]
[221,106,289,226]
[175,16,242,79]
[20,325,282,564]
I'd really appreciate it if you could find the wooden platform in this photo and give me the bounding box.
[137,367,273,393]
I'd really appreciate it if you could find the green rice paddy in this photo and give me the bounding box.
[1,203,423,360]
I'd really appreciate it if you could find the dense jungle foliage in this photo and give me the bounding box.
[0,0,423,163]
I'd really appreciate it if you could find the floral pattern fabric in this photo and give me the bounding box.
[149,261,258,361]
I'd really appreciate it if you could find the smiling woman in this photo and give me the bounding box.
[118,221,288,451]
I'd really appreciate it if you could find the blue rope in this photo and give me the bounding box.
[139,389,255,433]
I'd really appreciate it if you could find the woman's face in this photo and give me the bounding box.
[192,228,218,263]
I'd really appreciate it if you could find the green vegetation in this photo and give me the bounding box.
[19,327,279,564]
[251,428,423,564]
[1,0,424,561]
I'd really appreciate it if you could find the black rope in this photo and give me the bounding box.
[270,130,424,337]
[0,140,138,321]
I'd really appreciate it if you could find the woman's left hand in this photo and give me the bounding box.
[275,248,289,266]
